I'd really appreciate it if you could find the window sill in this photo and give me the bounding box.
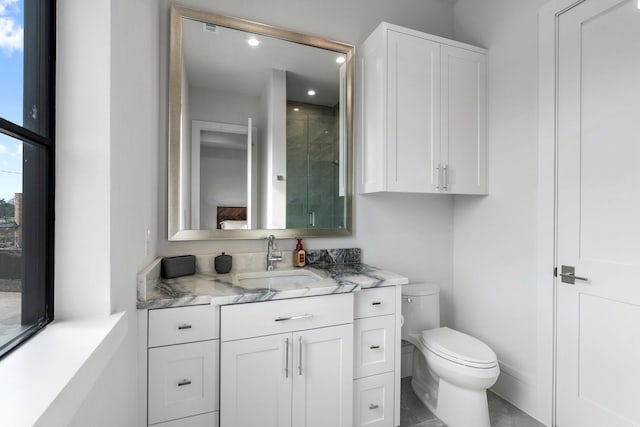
[0,312,127,427]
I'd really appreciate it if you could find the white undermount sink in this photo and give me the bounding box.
[235,269,323,289]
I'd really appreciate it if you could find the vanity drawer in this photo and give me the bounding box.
[354,372,394,427]
[354,287,396,319]
[148,304,219,348]
[148,340,219,425]
[221,293,353,342]
[354,315,396,378]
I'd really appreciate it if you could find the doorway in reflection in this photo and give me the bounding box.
[286,102,344,229]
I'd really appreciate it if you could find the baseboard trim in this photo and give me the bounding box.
[490,360,541,422]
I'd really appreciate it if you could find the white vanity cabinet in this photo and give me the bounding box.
[353,286,402,427]
[220,294,354,427]
[145,304,220,426]
[358,22,487,195]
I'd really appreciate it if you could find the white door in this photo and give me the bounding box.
[387,30,440,193]
[220,333,292,427]
[556,1,640,426]
[292,324,353,427]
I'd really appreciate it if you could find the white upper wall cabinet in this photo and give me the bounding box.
[358,23,488,195]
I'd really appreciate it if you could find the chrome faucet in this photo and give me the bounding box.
[266,235,283,271]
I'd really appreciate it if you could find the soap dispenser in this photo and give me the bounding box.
[293,238,306,267]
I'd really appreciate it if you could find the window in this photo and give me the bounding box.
[0,0,55,359]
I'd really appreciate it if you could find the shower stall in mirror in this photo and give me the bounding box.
[286,102,344,229]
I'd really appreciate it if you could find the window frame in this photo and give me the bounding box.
[0,0,56,360]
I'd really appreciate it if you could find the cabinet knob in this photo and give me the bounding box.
[369,404,379,410]
[371,301,382,306]
[370,345,381,350]
[177,379,192,387]
[177,323,192,330]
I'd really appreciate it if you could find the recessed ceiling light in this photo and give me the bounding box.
[247,38,260,47]
[307,89,316,96]
[293,107,300,112]
[336,56,346,64]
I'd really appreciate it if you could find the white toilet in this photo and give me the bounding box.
[401,283,500,427]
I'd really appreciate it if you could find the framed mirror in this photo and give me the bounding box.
[168,6,354,240]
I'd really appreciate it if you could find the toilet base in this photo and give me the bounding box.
[411,377,491,427]
[437,379,491,427]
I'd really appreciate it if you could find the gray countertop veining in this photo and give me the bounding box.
[137,250,408,309]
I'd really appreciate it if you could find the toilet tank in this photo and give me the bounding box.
[401,283,440,341]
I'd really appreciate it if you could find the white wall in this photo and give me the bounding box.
[452,0,547,420]
[58,0,159,424]
[189,86,261,126]
[157,0,457,324]
[55,0,111,320]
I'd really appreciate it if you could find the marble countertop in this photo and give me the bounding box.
[137,251,408,309]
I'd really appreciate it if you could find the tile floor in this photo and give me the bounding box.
[401,377,544,427]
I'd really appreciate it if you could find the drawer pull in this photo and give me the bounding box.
[177,324,192,330]
[275,314,313,322]
[371,301,382,306]
[369,404,379,410]
[177,379,192,387]
[370,345,381,350]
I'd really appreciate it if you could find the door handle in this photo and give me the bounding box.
[558,265,589,284]
[284,337,289,378]
[442,164,448,191]
[298,336,303,376]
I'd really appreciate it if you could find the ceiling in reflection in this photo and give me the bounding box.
[182,17,346,107]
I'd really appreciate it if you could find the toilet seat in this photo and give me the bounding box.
[421,327,498,369]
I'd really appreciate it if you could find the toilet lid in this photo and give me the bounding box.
[421,327,497,368]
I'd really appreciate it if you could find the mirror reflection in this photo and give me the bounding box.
[169,8,353,239]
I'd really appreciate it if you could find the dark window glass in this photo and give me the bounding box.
[0,0,54,359]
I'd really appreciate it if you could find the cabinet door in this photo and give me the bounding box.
[387,30,440,193]
[148,340,219,425]
[220,333,292,427]
[441,45,487,194]
[292,324,353,427]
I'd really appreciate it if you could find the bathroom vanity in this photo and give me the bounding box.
[137,250,408,427]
